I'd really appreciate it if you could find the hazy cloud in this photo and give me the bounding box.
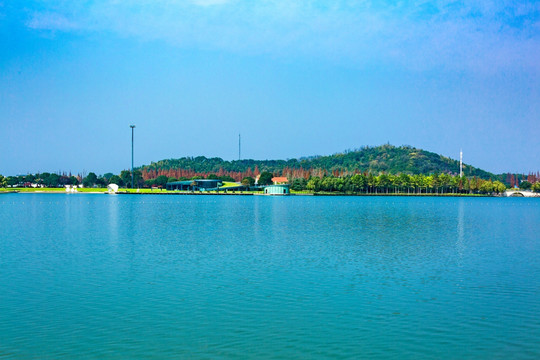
[26,12,78,31]
[190,0,232,6]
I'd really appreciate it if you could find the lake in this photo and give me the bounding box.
[0,194,539,359]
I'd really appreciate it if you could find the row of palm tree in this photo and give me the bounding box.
[293,173,508,194]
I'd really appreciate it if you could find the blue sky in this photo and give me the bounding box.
[1,0,539,175]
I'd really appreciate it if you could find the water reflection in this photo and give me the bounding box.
[107,196,119,248]
[456,199,465,262]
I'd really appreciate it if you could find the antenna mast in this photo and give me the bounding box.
[460,149,463,178]
[238,133,241,161]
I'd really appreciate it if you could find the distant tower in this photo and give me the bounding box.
[238,133,241,161]
[459,149,463,178]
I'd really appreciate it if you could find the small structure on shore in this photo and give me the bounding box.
[107,184,119,194]
[504,190,539,198]
[65,185,78,193]
[263,177,290,195]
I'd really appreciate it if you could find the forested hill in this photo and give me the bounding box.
[140,145,496,181]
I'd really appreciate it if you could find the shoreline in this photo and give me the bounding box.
[0,189,519,197]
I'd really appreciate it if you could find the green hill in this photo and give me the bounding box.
[299,145,494,178]
[140,144,496,180]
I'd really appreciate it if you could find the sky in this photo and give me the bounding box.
[1,0,539,176]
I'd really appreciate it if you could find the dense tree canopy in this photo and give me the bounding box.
[83,172,98,187]
[519,181,532,190]
[242,177,255,187]
[258,172,274,185]
[139,145,497,181]
[109,175,123,186]
[301,174,507,195]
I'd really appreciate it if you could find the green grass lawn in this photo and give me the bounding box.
[2,187,109,193]
[12,187,66,192]
[3,187,169,193]
[72,187,107,192]
[220,181,241,188]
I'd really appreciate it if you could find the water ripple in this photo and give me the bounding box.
[0,195,539,359]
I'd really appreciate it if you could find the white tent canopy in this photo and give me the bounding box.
[107,184,119,193]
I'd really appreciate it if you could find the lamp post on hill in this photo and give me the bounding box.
[130,125,136,189]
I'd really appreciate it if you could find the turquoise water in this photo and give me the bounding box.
[0,194,539,359]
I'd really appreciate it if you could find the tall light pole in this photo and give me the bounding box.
[130,125,136,189]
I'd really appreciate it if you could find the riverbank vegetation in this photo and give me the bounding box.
[0,171,530,196]
[291,173,508,195]
[2,145,539,195]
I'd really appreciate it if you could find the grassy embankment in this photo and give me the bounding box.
[1,186,492,196]
[0,182,257,194]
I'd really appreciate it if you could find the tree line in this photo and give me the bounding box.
[1,143,539,194]
[0,171,242,189]
[0,171,139,189]
[290,173,509,194]
[2,170,540,194]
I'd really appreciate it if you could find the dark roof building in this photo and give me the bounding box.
[166,179,221,191]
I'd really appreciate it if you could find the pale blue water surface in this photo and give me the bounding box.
[0,194,539,359]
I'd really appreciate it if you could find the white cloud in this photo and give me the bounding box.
[21,0,540,72]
